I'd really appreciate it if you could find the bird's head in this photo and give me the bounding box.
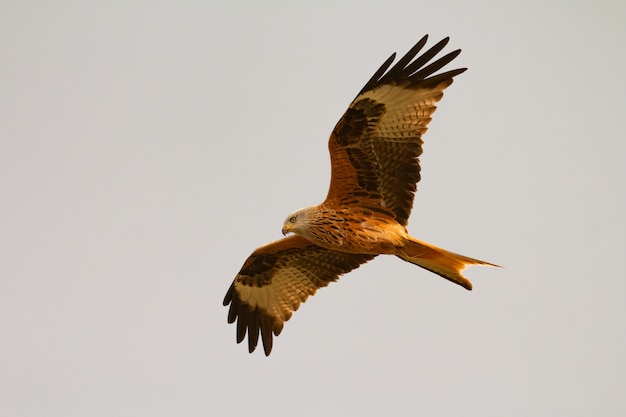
[281,207,313,236]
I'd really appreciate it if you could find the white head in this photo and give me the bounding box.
[281,207,315,236]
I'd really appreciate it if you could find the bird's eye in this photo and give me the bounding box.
[289,216,296,223]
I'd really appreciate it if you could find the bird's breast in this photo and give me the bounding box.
[304,208,406,255]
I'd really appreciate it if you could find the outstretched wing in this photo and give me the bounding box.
[223,235,375,355]
[325,35,467,225]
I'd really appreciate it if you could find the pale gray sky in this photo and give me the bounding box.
[1,1,625,416]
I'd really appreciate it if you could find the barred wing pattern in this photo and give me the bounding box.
[326,35,466,225]
[223,235,375,355]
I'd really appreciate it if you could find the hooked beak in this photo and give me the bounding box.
[282,225,292,236]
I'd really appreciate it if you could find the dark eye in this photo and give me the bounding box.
[289,216,296,223]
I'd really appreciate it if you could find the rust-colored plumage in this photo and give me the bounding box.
[223,35,498,355]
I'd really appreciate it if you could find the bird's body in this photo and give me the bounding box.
[283,204,406,254]
[223,35,498,355]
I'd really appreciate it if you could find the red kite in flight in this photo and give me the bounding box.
[223,35,497,355]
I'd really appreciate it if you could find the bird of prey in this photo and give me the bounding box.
[223,35,497,356]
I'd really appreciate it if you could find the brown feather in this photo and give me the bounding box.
[224,36,498,356]
[223,235,375,355]
[397,237,500,291]
[325,38,466,225]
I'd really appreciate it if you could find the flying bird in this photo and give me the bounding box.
[223,35,497,356]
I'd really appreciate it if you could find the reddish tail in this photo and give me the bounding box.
[397,237,499,290]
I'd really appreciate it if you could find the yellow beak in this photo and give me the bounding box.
[281,225,292,236]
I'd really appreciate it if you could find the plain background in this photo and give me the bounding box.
[1,1,625,416]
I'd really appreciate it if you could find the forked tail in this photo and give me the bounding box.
[397,237,499,290]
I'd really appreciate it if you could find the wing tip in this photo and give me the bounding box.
[223,280,280,356]
[359,35,465,95]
